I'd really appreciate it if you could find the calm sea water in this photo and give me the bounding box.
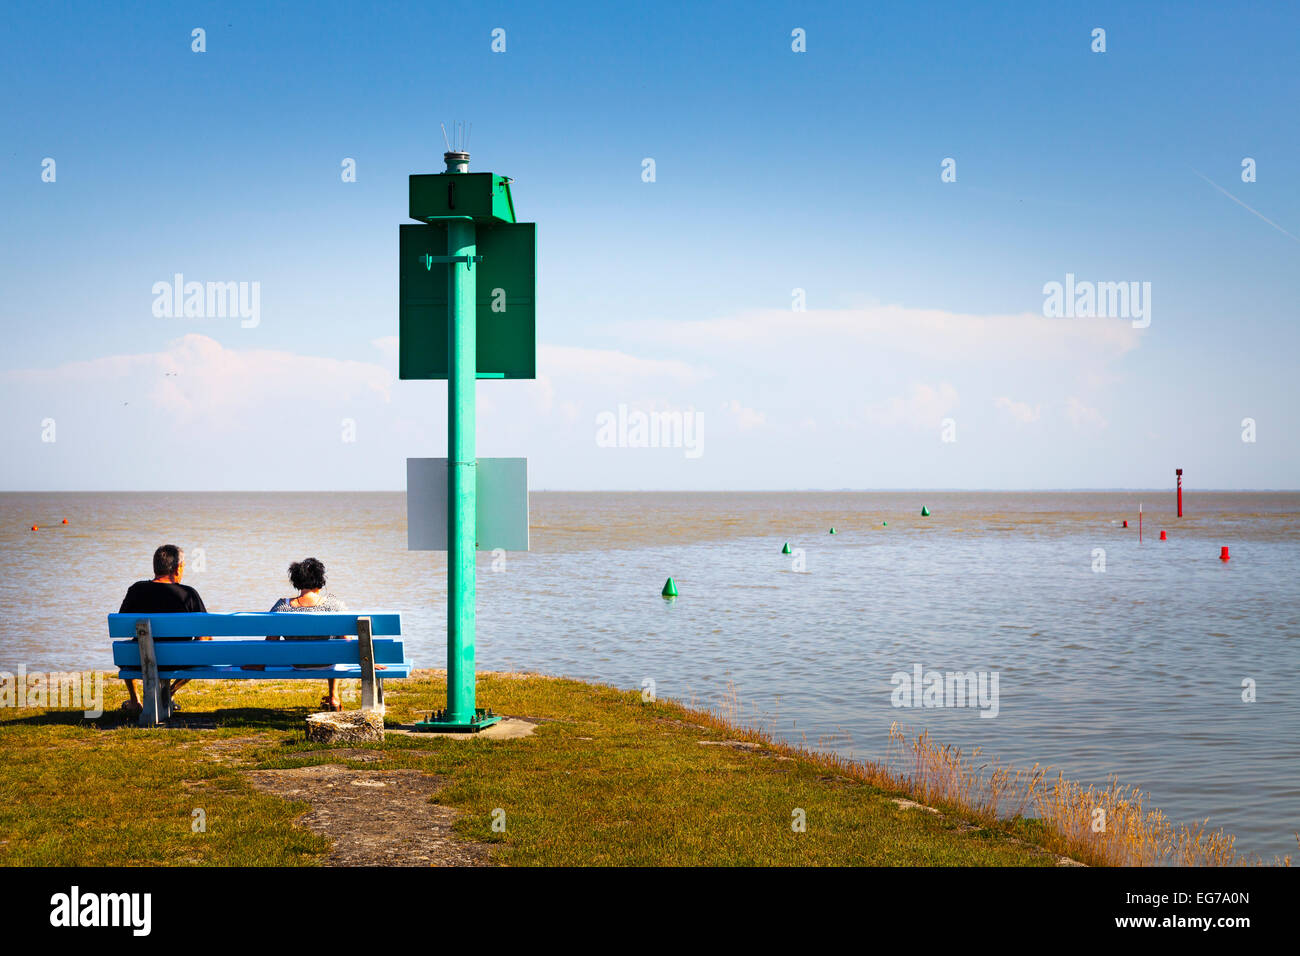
[1,491,1297,859]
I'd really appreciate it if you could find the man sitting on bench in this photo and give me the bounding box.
[118,544,209,716]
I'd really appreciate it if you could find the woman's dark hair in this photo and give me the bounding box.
[288,557,326,591]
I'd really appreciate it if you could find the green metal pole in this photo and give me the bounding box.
[446,156,477,725]
[446,224,477,723]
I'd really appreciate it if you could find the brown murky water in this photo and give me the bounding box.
[1,491,1297,858]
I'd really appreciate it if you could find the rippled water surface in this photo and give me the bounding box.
[2,491,1297,858]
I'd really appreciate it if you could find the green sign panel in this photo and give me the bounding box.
[398,221,536,380]
[409,172,516,224]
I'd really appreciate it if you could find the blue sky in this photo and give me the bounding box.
[1,0,1297,489]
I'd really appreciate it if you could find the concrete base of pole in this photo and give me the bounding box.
[408,708,502,733]
[389,717,534,741]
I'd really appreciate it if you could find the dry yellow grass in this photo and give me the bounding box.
[676,678,1290,867]
[757,720,1286,867]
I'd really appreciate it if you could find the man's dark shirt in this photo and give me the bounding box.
[119,581,207,641]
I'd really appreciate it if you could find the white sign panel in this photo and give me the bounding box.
[407,457,529,552]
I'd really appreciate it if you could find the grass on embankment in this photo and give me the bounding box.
[0,670,1068,867]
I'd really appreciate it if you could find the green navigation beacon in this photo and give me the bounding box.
[400,129,537,732]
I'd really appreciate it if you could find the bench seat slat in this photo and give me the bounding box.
[116,664,414,680]
[112,638,409,668]
[107,612,402,640]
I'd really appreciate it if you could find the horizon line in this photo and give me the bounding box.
[4,488,1299,495]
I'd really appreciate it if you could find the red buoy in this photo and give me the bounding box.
[1220,546,1230,561]
[62,518,68,524]
[1122,520,1128,528]
[31,524,38,531]
[1159,530,1167,540]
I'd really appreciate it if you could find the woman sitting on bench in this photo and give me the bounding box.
[268,557,349,712]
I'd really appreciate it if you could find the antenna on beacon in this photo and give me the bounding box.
[442,121,471,172]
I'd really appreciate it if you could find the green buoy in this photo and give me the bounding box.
[920,506,931,517]
[781,542,791,554]
[661,577,677,598]
[829,527,837,534]
[882,520,888,526]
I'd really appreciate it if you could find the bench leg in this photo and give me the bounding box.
[357,617,382,713]
[160,678,173,722]
[136,620,162,727]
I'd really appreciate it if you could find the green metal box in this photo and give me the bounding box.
[409,173,517,224]
[399,222,536,380]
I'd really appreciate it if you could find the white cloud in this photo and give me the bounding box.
[537,345,708,387]
[864,383,958,430]
[1,335,708,432]
[1065,396,1107,429]
[621,305,1140,365]
[721,399,765,429]
[4,333,393,428]
[370,335,399,365]
[475,346,709,436]
[994,395,1042,424]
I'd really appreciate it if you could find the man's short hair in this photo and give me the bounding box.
[153,544,184,578]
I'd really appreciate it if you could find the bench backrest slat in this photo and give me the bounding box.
[112,638,408,668]
[107,612,401,639]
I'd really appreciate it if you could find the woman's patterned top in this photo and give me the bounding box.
[269,591,348,614]
[268,591,349,640]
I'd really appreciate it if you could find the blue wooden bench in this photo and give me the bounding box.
[110,612,413,726]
